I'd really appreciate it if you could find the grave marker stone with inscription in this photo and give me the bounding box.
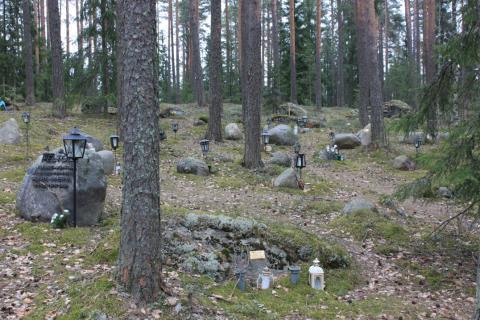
[16,148,107,226]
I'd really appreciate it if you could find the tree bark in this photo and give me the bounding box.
[117,0,163,304]
[76,0,83,65]
[175,0,180,100]
[40,0,46,50]
[336,0,344,107]
[66,0,69,56]
[207,0,223,142]
[33,0,40,75]
[47,0,65,117]
[355,0,369,127]
[23,0,35,106]
[475,252,480,320]
[100,0,109,96]
[424,0,437,137]
[225,0,232,97]
[242,0,263,169]
[189,0,204,106]
[271,0,280,104]
[413,0,421,76]
[314,0,322,110]
[289,0,297,103]
[384,0,388,79]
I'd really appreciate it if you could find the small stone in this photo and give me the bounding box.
[166,297,178,306]
[224,123,243,140]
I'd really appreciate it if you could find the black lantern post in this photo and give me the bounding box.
[200,139,210,158]
[63,127,87,227]
[261,130,270,151]
[414,137,421,157]
[21,112,30,159]
[159,129,166,141]
[110,134,120,174]
[295,153,306,179]
[172,122,179,138]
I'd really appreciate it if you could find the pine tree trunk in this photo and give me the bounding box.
[355,0,369,127]
[33,0,40,75]
[424,0,437,137]
[169,0,177,102]
[101,0,109,96]
[379,18,384,96]
[116,0,124,136]
[66,0,69,56]
[207,0,223,142]
[76,0,82,59]
[475,252,480,320]
[117,0,163,304]
[314,0,322,110]
[336,0,344,107]
[271,0,280,104]
[40,0,46,50]
[242,0,263,169]
[225,0,232,98]
[47,0,65,117]
[175,0,180,100]
[413,0,421,76]
[189,0,204,106]
[384,0,388,97]
[23,0,35,106]
[329,0,336,106]
[289,0,297,103]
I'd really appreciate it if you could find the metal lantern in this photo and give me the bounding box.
[414,137,421,156]
[293,142,301,154]
[110,135,119,150]
[295,153,306,169]
[256,266,274,290]
[308,258,325,290]
[302,115,308,127]
[21,111,30,124]
[261,130,270,145]
[296,117,303,127]
[63,127,88,227]
[200,139,210,157]
[63,127,87,160]
[235,268,246,291]
[172,122,178,138]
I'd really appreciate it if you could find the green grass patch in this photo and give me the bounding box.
[0,190,15,205]
[305,200,343,215]
[0,166,27,182]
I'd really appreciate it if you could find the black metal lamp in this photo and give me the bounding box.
[22,112,30,159]
[110,135,120,174]
[302,115,308,127]
[414,137,421,157]
[63,127,87,227]
[297,117,302,127]
[172,122,178,138]
[159,129,166,141]
[261,130,270,145]
[293,142,301,154]
[295,153,306,179]
[200,139,210,157]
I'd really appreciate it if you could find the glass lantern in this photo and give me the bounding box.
[308,258,325,290]
[200,139,210,156]
[21,112,30,124]
[63,127,87,160]
[295,153,306,169]
[110,135,120,150]
[261,130,270,145]
[257,266,274,290]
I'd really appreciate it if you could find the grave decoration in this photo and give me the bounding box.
[110,134,120,175]
[22,112,31,159]
[261,129,271,152]
[200,139,210,158]
[159,128,167,141]
[295,153,306,180]
[325,144,345,161]
[288,265,301,285]
[50,209,70,228]
[308,258,325,290]
[257,266,274,290]
[172,121,178,138]
[415,135,422,157]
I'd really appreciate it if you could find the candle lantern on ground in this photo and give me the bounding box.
[63,127,87,227]
[200,139,210,158]
[110,134,119,175]
[308,258,325,290]
[295,153,306,179]
[172,122,178,138]
[235,268,246,291]
[302,115,308,127]
[261,129,271,152]
[159,129,166,141]
[256,266,274,290]
[22,112,30,159]
[288,265,301,285]
[414,137,421,157]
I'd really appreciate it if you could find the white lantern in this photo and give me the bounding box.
[308,258,325,290]
[256,266,274,290]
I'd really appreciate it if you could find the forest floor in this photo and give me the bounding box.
[0,103,478,319]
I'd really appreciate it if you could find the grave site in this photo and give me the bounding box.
[1,0,479,319]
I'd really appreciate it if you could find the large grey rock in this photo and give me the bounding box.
[268,124,298,146]
[16,149,107,226]
[0,118,21,145]
[438,187,453,198]
[270,152,291,167]
[224,123,243,140]
[334,133,361,149]
[342,198,376,214]
[393,155,416,171]
[356,124,371,146]
[177,157,210,176]
[273,168,299,189]
[96,150,114,175]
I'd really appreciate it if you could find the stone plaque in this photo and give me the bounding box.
[31,153,73,189]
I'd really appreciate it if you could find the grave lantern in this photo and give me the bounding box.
[110,135,120,175]
[63,127,87,227]
[22,112,31,159]
[235,268,246,291]
[159,129,166,141]
[293,142,301,155]
[296,117,303,127]
[172,122,178,138]
[288,265,301,285]
[256,266,274,290]
[200,139,210,157]
[302,115,308,127]
[414,137,421,157]
[261,130,270,145]
[295,153,306,179]
[308,258,325,290]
